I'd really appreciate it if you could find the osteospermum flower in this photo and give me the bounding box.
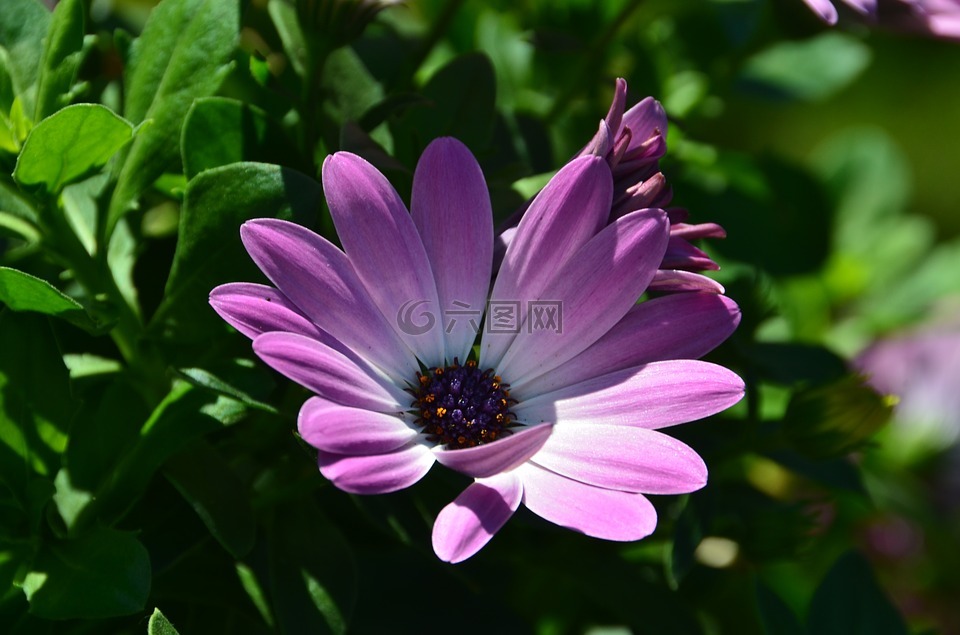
[803,0,960,40]
[210,137,744,562]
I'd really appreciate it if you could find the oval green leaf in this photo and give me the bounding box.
[13,104,134,193]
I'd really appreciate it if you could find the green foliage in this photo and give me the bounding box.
[14,104,136,193]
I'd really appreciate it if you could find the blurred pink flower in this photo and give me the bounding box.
[803,0,960,41]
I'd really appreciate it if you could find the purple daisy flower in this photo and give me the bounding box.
[210,137,744,563]
[803,0,960,40]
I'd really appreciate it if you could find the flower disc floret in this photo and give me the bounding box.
[410,359,517,449]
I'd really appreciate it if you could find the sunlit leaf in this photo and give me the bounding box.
[148,608,182,635]
[0,0,50,112]
[13,104,135,193]
[0,266,102,332]
[34,0,88,120]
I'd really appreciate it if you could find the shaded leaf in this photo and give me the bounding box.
[13,104,135,193]
[108,0,238,236]
[756,581,806,635]
[783,376,892,458]
[807,552,909,635]
[181,97,304,179]
[149,162,321,342]
[268,501,356,635]
[0,311,75,488]
[22,526,150,619]
[401,52,496,154]
[163,439,257,558]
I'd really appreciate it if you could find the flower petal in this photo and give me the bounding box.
[240,218,417,380]
[622,97,667,151]
[803,0,839,23]
[432,423,554,478]
[323,152,445,366]
[517,463,657,541]
[497,208,669,383]
[516,294,741,395]
[481,156,612,368]
[515,360,745,430]
[318,442,435,494]
[253,331,406,412]
[648,270,725,294]
[432,472,522,563]
[411,138,493,363]
[532,423,708,495]
[298,396,418,455]
[209,282,322,340]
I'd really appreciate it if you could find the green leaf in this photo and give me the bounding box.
[268,501,356,635]
[181,97,304,179]
[267,0,308,77]
[13,104,135,193]
[806,552,909,635]
[782,375,892,458]
[401,52,496,154]
[0,311,75,487]
[0,266,102,332]
[72,381,246,528]
[163,439,256,558]
[667,498,703,589]
[148,608,182,635]
[63,377,148,494]
[175,361,278,414]
[22,526,150,619]
[108,0,239,236]
[0,0,51,112]
[756,581,806,635]
[149,162,321,342]
[0,176,38,222]
[34,0,88,120]
[738,33,871,102]
[322,46,384,126]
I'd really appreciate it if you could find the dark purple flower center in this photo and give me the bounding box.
[409,358,517,450]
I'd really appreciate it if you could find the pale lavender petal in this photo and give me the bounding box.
[411,138,493,362]
[517,463,658,541]
[516,294,741,395]
[621,97,667,150]
[318,442,434,494]
[298,396,418,454]
[670,222,727,240]
[648,270,725,294]
[804,0,839,23]
[253,331,406,412]
[432,472,522,563]
[323,152,445,366]
[497,208,669,383]
[209,282,323,340]
[432,423,553,478]
[481,156,613,368]
[515,360,745,430]
[240,219,417,379]
[532,423,708,495]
